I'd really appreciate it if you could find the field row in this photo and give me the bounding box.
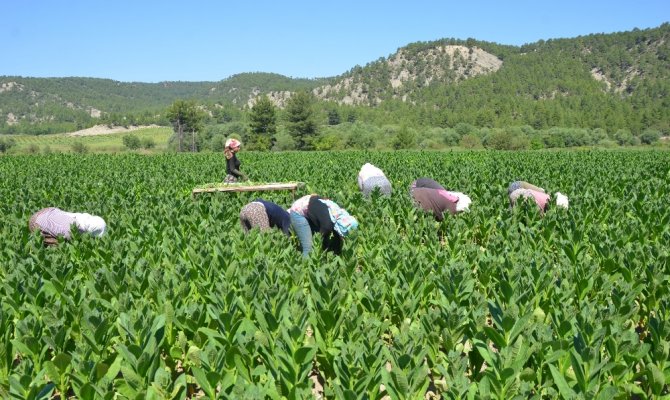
[0,150,668,398]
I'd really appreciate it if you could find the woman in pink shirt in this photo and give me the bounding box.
[508,184,569,214]
[410,178,472,221]
[29,207,107,246]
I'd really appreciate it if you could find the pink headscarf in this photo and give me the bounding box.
[436,189,459,203]
[225,138,241,149]
[224,138,241,159]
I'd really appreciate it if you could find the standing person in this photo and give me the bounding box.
[239,198,291,236]
[28,207,107,246]
[288,195,358,257]
[224,138,248,183]
[358,163,392,197]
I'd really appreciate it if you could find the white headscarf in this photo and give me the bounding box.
[447,191,472,212]
[72,213,107,237]
[358,163,385,181]
[555,192,569,209]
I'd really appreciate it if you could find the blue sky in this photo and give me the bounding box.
[3,1,668,82]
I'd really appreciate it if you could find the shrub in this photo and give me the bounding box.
[392,126,417,150]
[142,138,156,149]
[0,137,16,153]
[485,130,514,150]
[640,129,661,145]
[272,128,296,151]
[71,142,89,153]
[614,129,635,146]
[123,134,142,150]
[459,134,482,149]
[313,132,345,150]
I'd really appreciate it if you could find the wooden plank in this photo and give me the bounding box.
[192,182,304,197]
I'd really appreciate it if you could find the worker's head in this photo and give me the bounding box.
[555,192,569,209]
[225,138,242,152]
[452,192,472,212]
[73,213,107,237]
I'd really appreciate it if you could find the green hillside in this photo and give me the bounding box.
[0,23,668,136]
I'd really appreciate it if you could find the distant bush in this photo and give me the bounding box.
[459,134,482,149]
[71,142,89,153]
[209,134,227,153]
[0,137,16,153]
[123,134,142,150]
[484,130,514,150]
[640,129,661,144]
[440,128,461,147]
[614,129,635,146]
[142,138,156,149]
[313,132,345,150]
[392,126,418,150]
[272,128,296,151]
[598,139,618,148]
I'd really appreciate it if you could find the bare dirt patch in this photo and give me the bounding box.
[66,124,161,137]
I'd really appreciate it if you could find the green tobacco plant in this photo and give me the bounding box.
[1,151,669,397]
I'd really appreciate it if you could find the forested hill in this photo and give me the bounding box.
[1,23,668,134]
[0,74,329,134]
[314,23,669,132]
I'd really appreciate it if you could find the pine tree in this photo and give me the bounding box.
[166,100,204,152]
[248,95,277,150]
[285,91,318,150]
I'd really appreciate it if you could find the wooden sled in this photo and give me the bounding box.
[192,182,305,199]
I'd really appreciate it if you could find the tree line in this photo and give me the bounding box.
[151,92,664,154]
[2,24,668,145]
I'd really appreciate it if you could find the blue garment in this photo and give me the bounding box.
[290,211,312,257]
[318,199,359,237]
[255,199,291,236]
[508,181,522,194]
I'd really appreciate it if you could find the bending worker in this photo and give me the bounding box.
[29,207,107,246]
[239,198,291,236]
[508,180,569,214]
[358,163,392,197]
[288,194,358,257]
[410,178,472,221]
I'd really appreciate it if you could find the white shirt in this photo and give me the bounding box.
[358,163,386,188]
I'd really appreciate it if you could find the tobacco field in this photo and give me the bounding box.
[0,150,669,399]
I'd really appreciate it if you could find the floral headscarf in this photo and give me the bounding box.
[224,138,241,159]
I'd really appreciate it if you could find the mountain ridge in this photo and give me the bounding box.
[1,23,668,134]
